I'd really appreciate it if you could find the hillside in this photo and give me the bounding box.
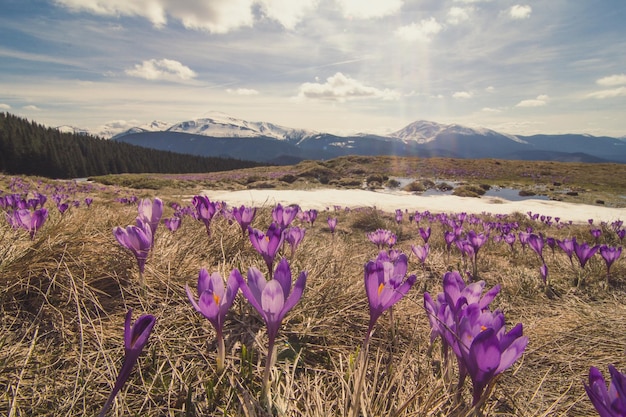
[0,113,265,179]
[112,115,626,164]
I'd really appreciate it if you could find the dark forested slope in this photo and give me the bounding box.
[0,113,264,178]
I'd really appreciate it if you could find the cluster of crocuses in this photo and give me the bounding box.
[101,194,620,415]
[185,200,308,402]
[404,208,624,286]
[1,191,49,239]
[424,271,528,408]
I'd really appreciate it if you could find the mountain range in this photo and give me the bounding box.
[88,112,626,164]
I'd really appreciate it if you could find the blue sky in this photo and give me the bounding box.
[1,0,625,137]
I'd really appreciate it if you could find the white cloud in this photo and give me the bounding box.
[587,87,626,99]
[227,88,260,95]
[516,94,549,107]
[447,7,472,25]
[0,103,11,110]
[481,107,501,113]
[23,105,42,111]
[297,72,399,102]
[125,59,197,82]
[596,74,626,86]
[453,0,492,3]
[485,86,495,93]
[335,0,403,19]
[54,0,255,33]
[509,5,532,20]
[395,17,442,42]
[453,91,472,99]
[257,0,319,29]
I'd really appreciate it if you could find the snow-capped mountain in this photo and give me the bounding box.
[113,111,318,142]
[390,120,527,144]
[69,112,625,164]
[56,125,91,136]
[108,120,171,138]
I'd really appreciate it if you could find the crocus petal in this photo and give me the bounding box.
[237,267,267,318]
[197,292,221,328]
[261,280,285,339]
[197,268,211,294]
[273,258,292,300]
[280,270,307,321]
[364,261,384,307]
[124,309,156,352]
[186,284,203,315]
[585,367,614,417]
[496,335,528,375]
[478,284,501,310]
[223,269,241,312]
[380,274,417,311]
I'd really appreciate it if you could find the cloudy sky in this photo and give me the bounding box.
[1,0,625,137]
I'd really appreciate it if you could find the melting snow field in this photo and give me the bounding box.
[204,188,625,224]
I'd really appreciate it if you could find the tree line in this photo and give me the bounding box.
[0,112,264,178]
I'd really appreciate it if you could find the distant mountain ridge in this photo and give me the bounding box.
[106,113,626,164]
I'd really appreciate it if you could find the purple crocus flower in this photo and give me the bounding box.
[272,203,300,229]
[503,233,516,251]
[460,316,528,406]
[574,240,600,269]
[232,205,257,235]
[163,216,181,232]
[248,223,285,277]
[419,226,431,243]
[367,229,397,249]
[442,271,500,315]
[590,228,603,242]
[84,197,93,208]
[527,233,545,261]
[411,243,429,265]
[557,237,576,264]
[284,226,306,256]
[186,269,240,372]
[518,231,530,252]
[236,258,307,399]
[467,230,489,277]
[444,230,456,252]
[113,220,152,274]
[395,209,403,224]
[303,209,318,226]
[99,309,156,417]
[192,195,217,236]
[137,197,163,241]
[13,208,48,239]
[585,365,626,417]
[327,217,337,234]
[364,256,417,336]
[56,202,69,214]
[599,245,622,280]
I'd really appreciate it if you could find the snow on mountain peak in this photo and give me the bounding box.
[165,113,318,141]
[389,120,527,144]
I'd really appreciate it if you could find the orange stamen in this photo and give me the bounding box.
[213,293,221,305]
[377,282,385,296]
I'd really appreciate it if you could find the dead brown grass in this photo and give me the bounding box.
[1,170,625,416]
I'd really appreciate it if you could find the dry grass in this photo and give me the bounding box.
[1,169,626,417]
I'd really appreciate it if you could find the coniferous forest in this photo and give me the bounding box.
[0,113,264,178]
